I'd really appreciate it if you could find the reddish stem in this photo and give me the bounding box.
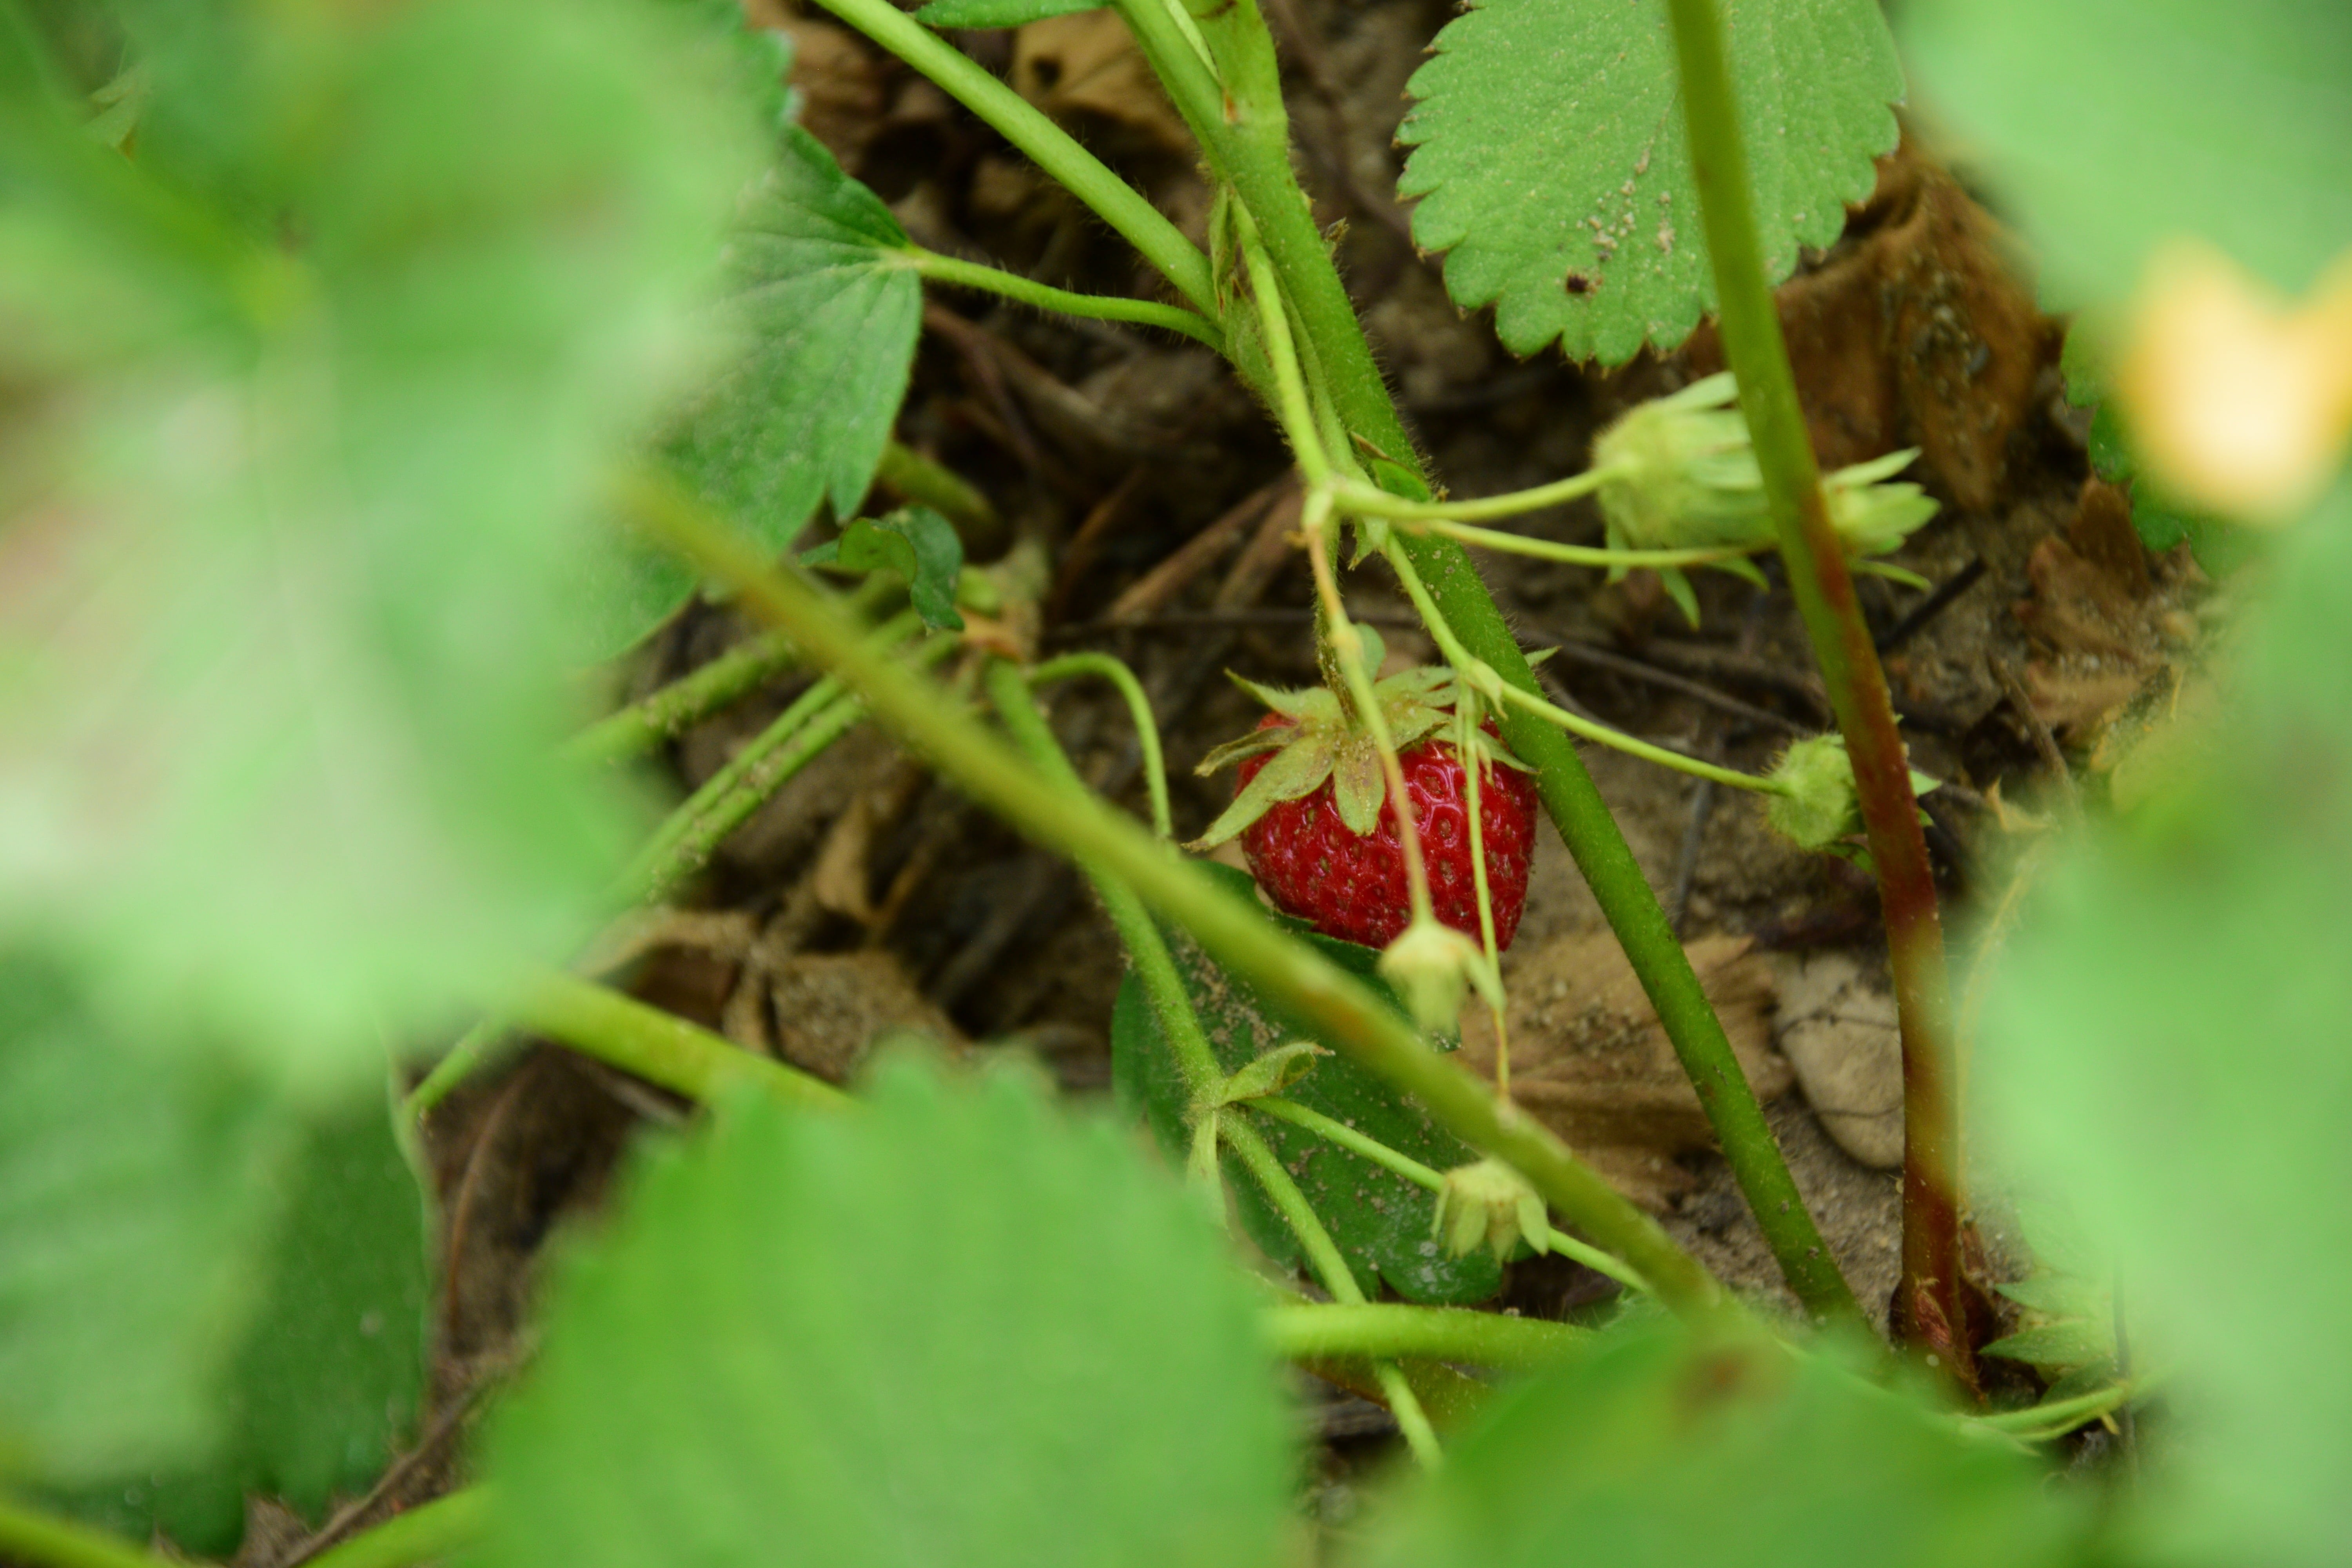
[1662,0,1971,1385]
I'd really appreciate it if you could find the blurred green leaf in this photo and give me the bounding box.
[1976,479,2352,1564]
[482,1053,1292,1568]
[1982,1320,2110,1371]
[803,506,965,630]
[1903,0,2352,303]
[0,0,759,1092]
[49,1091,431,1556]
[1397,0,1902,363]
[1112,862,1501,1305]
[1355,1323,2083,1568]
[0,951,290,1483]
[659,125,922,615]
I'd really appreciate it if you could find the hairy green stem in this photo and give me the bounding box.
[1263,1301,1587,1370]
[1223,1115,1442,1467]
[905,249,1222,350]
[807,0,1215,315]
[0,1498,170,1568]
[1116,0,1862,1327]
[1382,545,1774,795]
[505,968,849,1113]
[628,474,1734,1323]
[566,631,799,765]
[1252,1095,1649,1294]
[302,1490,492,1568]
[875,438,1005,558]
[1417,519,1742,571]
[619,616,953,905]
[985,660,1217,1099]
[1663,0,1962,1372]
[1973,1379,2146,1440]
[1026,652,1173,838]
[992,659,1454,1453]
[1336,468,1617,525]
[407,1016,503,1118]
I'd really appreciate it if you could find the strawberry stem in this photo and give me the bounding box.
[1221,1113,1444,1467]
[1664,0,1967,1380]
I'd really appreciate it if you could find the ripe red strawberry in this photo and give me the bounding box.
[1189,657,1538,953]
[1234,716,1536,950]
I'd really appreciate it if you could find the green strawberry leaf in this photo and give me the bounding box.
[1112,864,1501,1305]
[0,0,758,1091]
[1981,1319,2111,1371]
[915,0,1102,27]
[1397,0,1904,363]
[1902,0,2352,305]
[0,951,292,1484]
[802,506,966,630]
[49,1091,431,1556]
[1356,1322,2086,1568]
[480,1053,1292,1568]
[660,124,922,603]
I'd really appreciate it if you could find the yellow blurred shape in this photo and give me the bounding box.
[2116,240,2352,525]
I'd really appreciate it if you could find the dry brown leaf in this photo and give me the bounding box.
[1685,147,2051,512]
[2014,478,2172,740]
[1772,952,1902,1170]
[1459,931,1786,1211]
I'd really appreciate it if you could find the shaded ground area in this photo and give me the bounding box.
[284,1,2209,1551]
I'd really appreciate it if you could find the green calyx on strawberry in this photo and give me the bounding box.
[1187,629,1539,956]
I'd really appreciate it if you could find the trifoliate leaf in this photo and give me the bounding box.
[1397,0,1904,363]
[0,0,757,1091]
[663,124,921,580]
[1356,1322,2086,1568]
[1901,0,2352,306]
[0,951,291,1483]
[481,1053,1292,1568]
[49,1091,431,1556]
[803,506,965,630]
[1112,864,1501,1305]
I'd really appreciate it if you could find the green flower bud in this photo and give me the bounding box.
[1432,1158,1550,1261]
[1764,733,1940,853]
[1377,915,1500,1036]
[1593,373,1771,553]
[1765,734,1864,851]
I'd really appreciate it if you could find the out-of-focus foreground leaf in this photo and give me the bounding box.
[0,0,760,1093]
[0,951,288,1484]
[1354,1322,2085,1568]
[1902,0,2352,304]
[1397,0,1903,363]
[40,1088,431,1555]
[1974,481,2352,1566]
[1112,862,1501,1306]
[481,1053,1293,1568]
